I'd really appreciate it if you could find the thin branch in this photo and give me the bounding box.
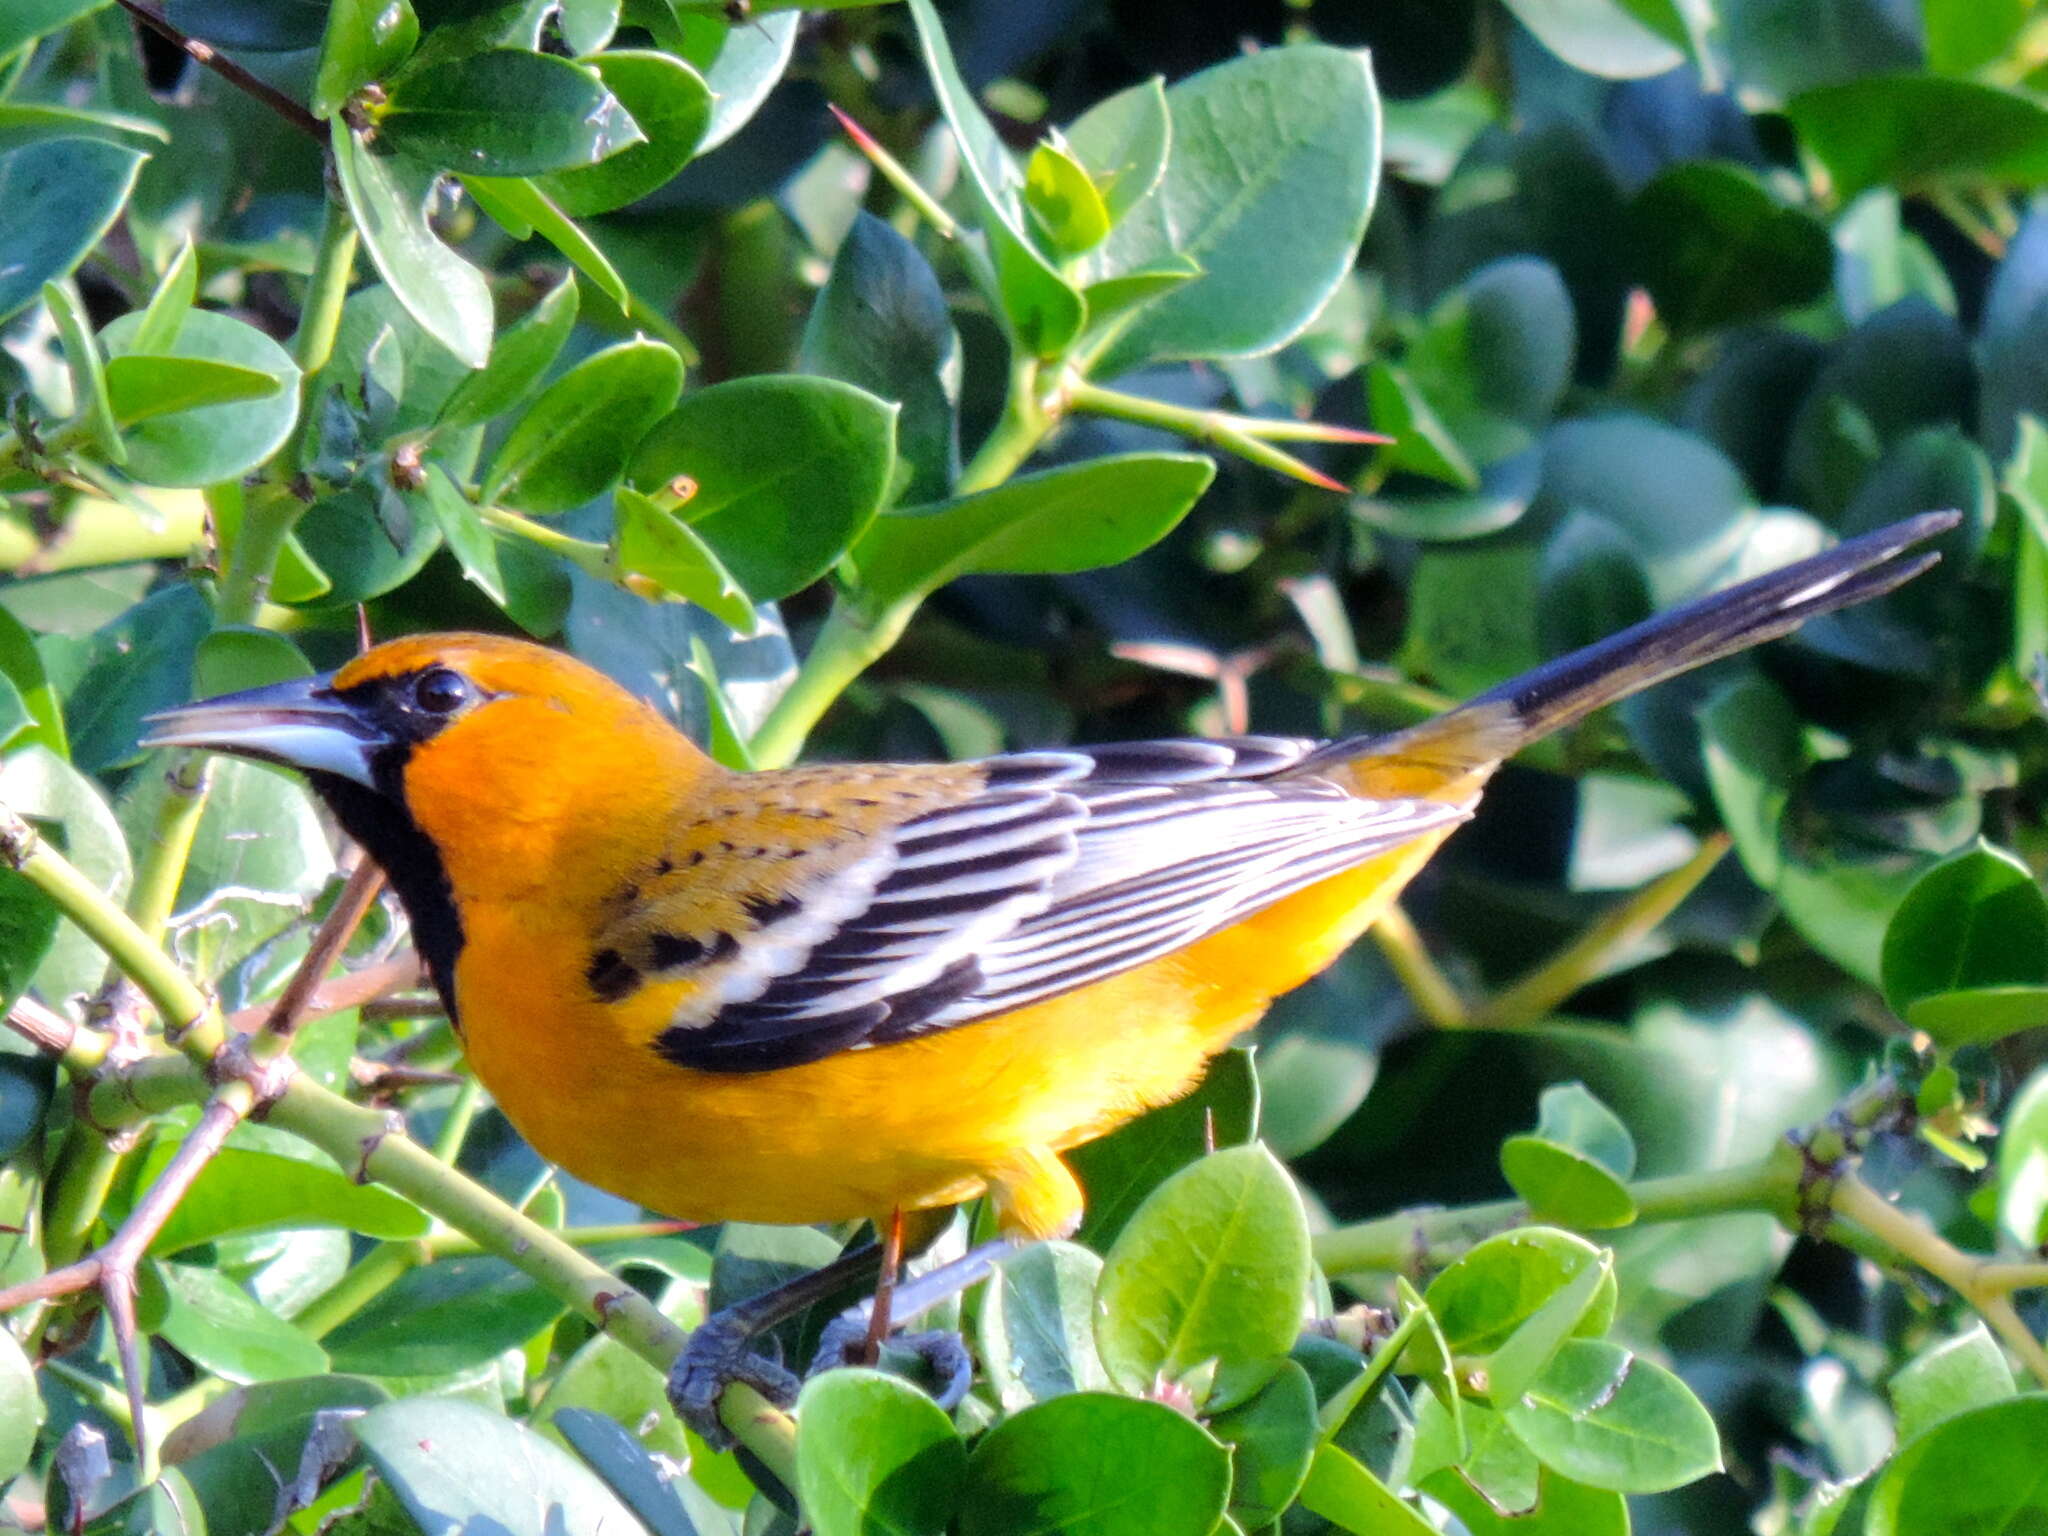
[1369,903,1468,1029]
[258,862,386,1044]
[113,0,323,140]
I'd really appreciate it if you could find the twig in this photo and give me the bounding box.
[0,1088,255,1479]
[226,953,421,1035]
[112,0,323,141]
[257,862,386,1045]
[1368,903,1468,1030]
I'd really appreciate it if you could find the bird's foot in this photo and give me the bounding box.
[809,1318,975,1411]
[667,1311,801,1451]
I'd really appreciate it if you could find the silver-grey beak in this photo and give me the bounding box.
[143,673,387,788]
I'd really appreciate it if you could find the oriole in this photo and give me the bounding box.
[149,510,1954,1426]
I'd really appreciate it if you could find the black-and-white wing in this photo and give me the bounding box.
[650,738,1471,1071]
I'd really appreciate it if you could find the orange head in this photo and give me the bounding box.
[147,632,715,1006]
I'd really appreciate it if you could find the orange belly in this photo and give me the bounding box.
[454,829,1454,1239]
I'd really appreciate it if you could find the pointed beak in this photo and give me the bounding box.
[143,673,388,788]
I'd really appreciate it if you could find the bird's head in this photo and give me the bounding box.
[147,632,710,919]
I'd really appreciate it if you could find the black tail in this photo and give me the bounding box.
[1306,511,1961,781]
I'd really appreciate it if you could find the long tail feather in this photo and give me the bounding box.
[1307,511,1962,788]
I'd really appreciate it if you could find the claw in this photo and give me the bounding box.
[807,1320,974,1412]
[667,1310,801,1451]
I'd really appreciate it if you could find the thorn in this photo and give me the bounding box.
[355,605,373,655]
[1202,1106,1216,1155]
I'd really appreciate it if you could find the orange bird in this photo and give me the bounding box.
[148,511,1957,1435]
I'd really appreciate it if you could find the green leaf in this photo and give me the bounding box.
[846,453,1214,618]
[1408,256,1577,456]
[95,309,299,486]
[554,1406,734,1536]
[799,212,961,505]
[1484,1248,1612,1406]
[1209,1361,1318,1527]
[614,486,756,633]
[334,122,493,369]
[1501,1083,1639,1229]
[1066,77,1170,226]
[795,1369,966,1536]
[124,237,198,349]
[979,1241,1109,1410]
[1297,1444,1436,1534]
[1421,1467,1630,1535]
[312,0,417,119]
[1881,842,2048,1020]
[1095,1143,1311,1410]
[1906,986,2048,1048]
[670,10,794,152]
[103,355,282,426]
[1502,1338,1722,1494]
[1700,675,1803,891]
[484,337,684,514]
[0,103,164,156]
[439,272,578,429]
[1076,46,1380,376]
[0,0,109,58]
[2001,1066,2048,1247]
[1788,75,2048,202]
[905,0,1083,357]
[168,1375,390,1535]
[1500,0,1687,78]
[1630,162,1832,333]
[145,1143,429,1253]
[291,485,442,607]
[0,1328,41,1482]
[959,1393,1231,1536]
[155,1262,330,1384]
[0,601,68,759]
[1422,1229,1617,1361]
[1025,138,1112,256]
[64,582,209,772]
[0,747,128,1007]
[1073,1049,1257,1251]
[411,465,506,607]
[1866,1395,2048,1535]
[45,280,121,462]
[355,1397,649,1534]
[460,172,629,309]
[378,49,640,175]
[626,375,896,599]
[0,136,146,324]
[1890,1325,2019,1444]
[533,50,710,216]
[324,1257,567,1378]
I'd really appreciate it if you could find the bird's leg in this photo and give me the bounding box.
[809,1237,1020,1410]
[856,1207,907,1366]
[668,1239,883,1449]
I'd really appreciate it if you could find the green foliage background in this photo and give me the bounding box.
[0,0,2046,1532]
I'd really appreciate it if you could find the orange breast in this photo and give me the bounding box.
[451,827,1457,1240]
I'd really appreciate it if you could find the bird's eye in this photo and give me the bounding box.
[413,667,473,715]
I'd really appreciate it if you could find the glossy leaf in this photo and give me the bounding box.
[1865,1395,2048,1535]
[459,172,628,309]
[0,1317,40,1481]
[905,0,1083,356]
[1889,1325,2018,1445]
[354,1397,648,1534]
[979,1241,1109,1410]
[1502,1339,1721,1494]
[1073,1050,1257,1251]
[626,375,896,599]
[95,310,298,486]
[103,355,281,426]
[334,122,492,368]
[155,1262,330,1384]
[614,487,757,634]
[533,51,710,216]
[484,337,684,514]
[800,212,961,504]
[1066,77,1171,225]
[795,1369,965,1536]
[1297,1445,1436,1534]
[1881,842,2048,1021]
[378,50,641,176]
[1095,1144,1311,1410]
[438,272,579,430]
[1502,0,1687,77]
[1422,1229,1618,1361]
[1025,138,1113,256]
[1789,75,2048,201]
[0,136,147,324]
[960,1394,1231,1536]
[1076,46,1380,375]
[145,1143,430,1254]
[846,453,1214,618]
[324,1256,567,1378]
[1209,1361,1318,1527]
[311,0,417,119]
